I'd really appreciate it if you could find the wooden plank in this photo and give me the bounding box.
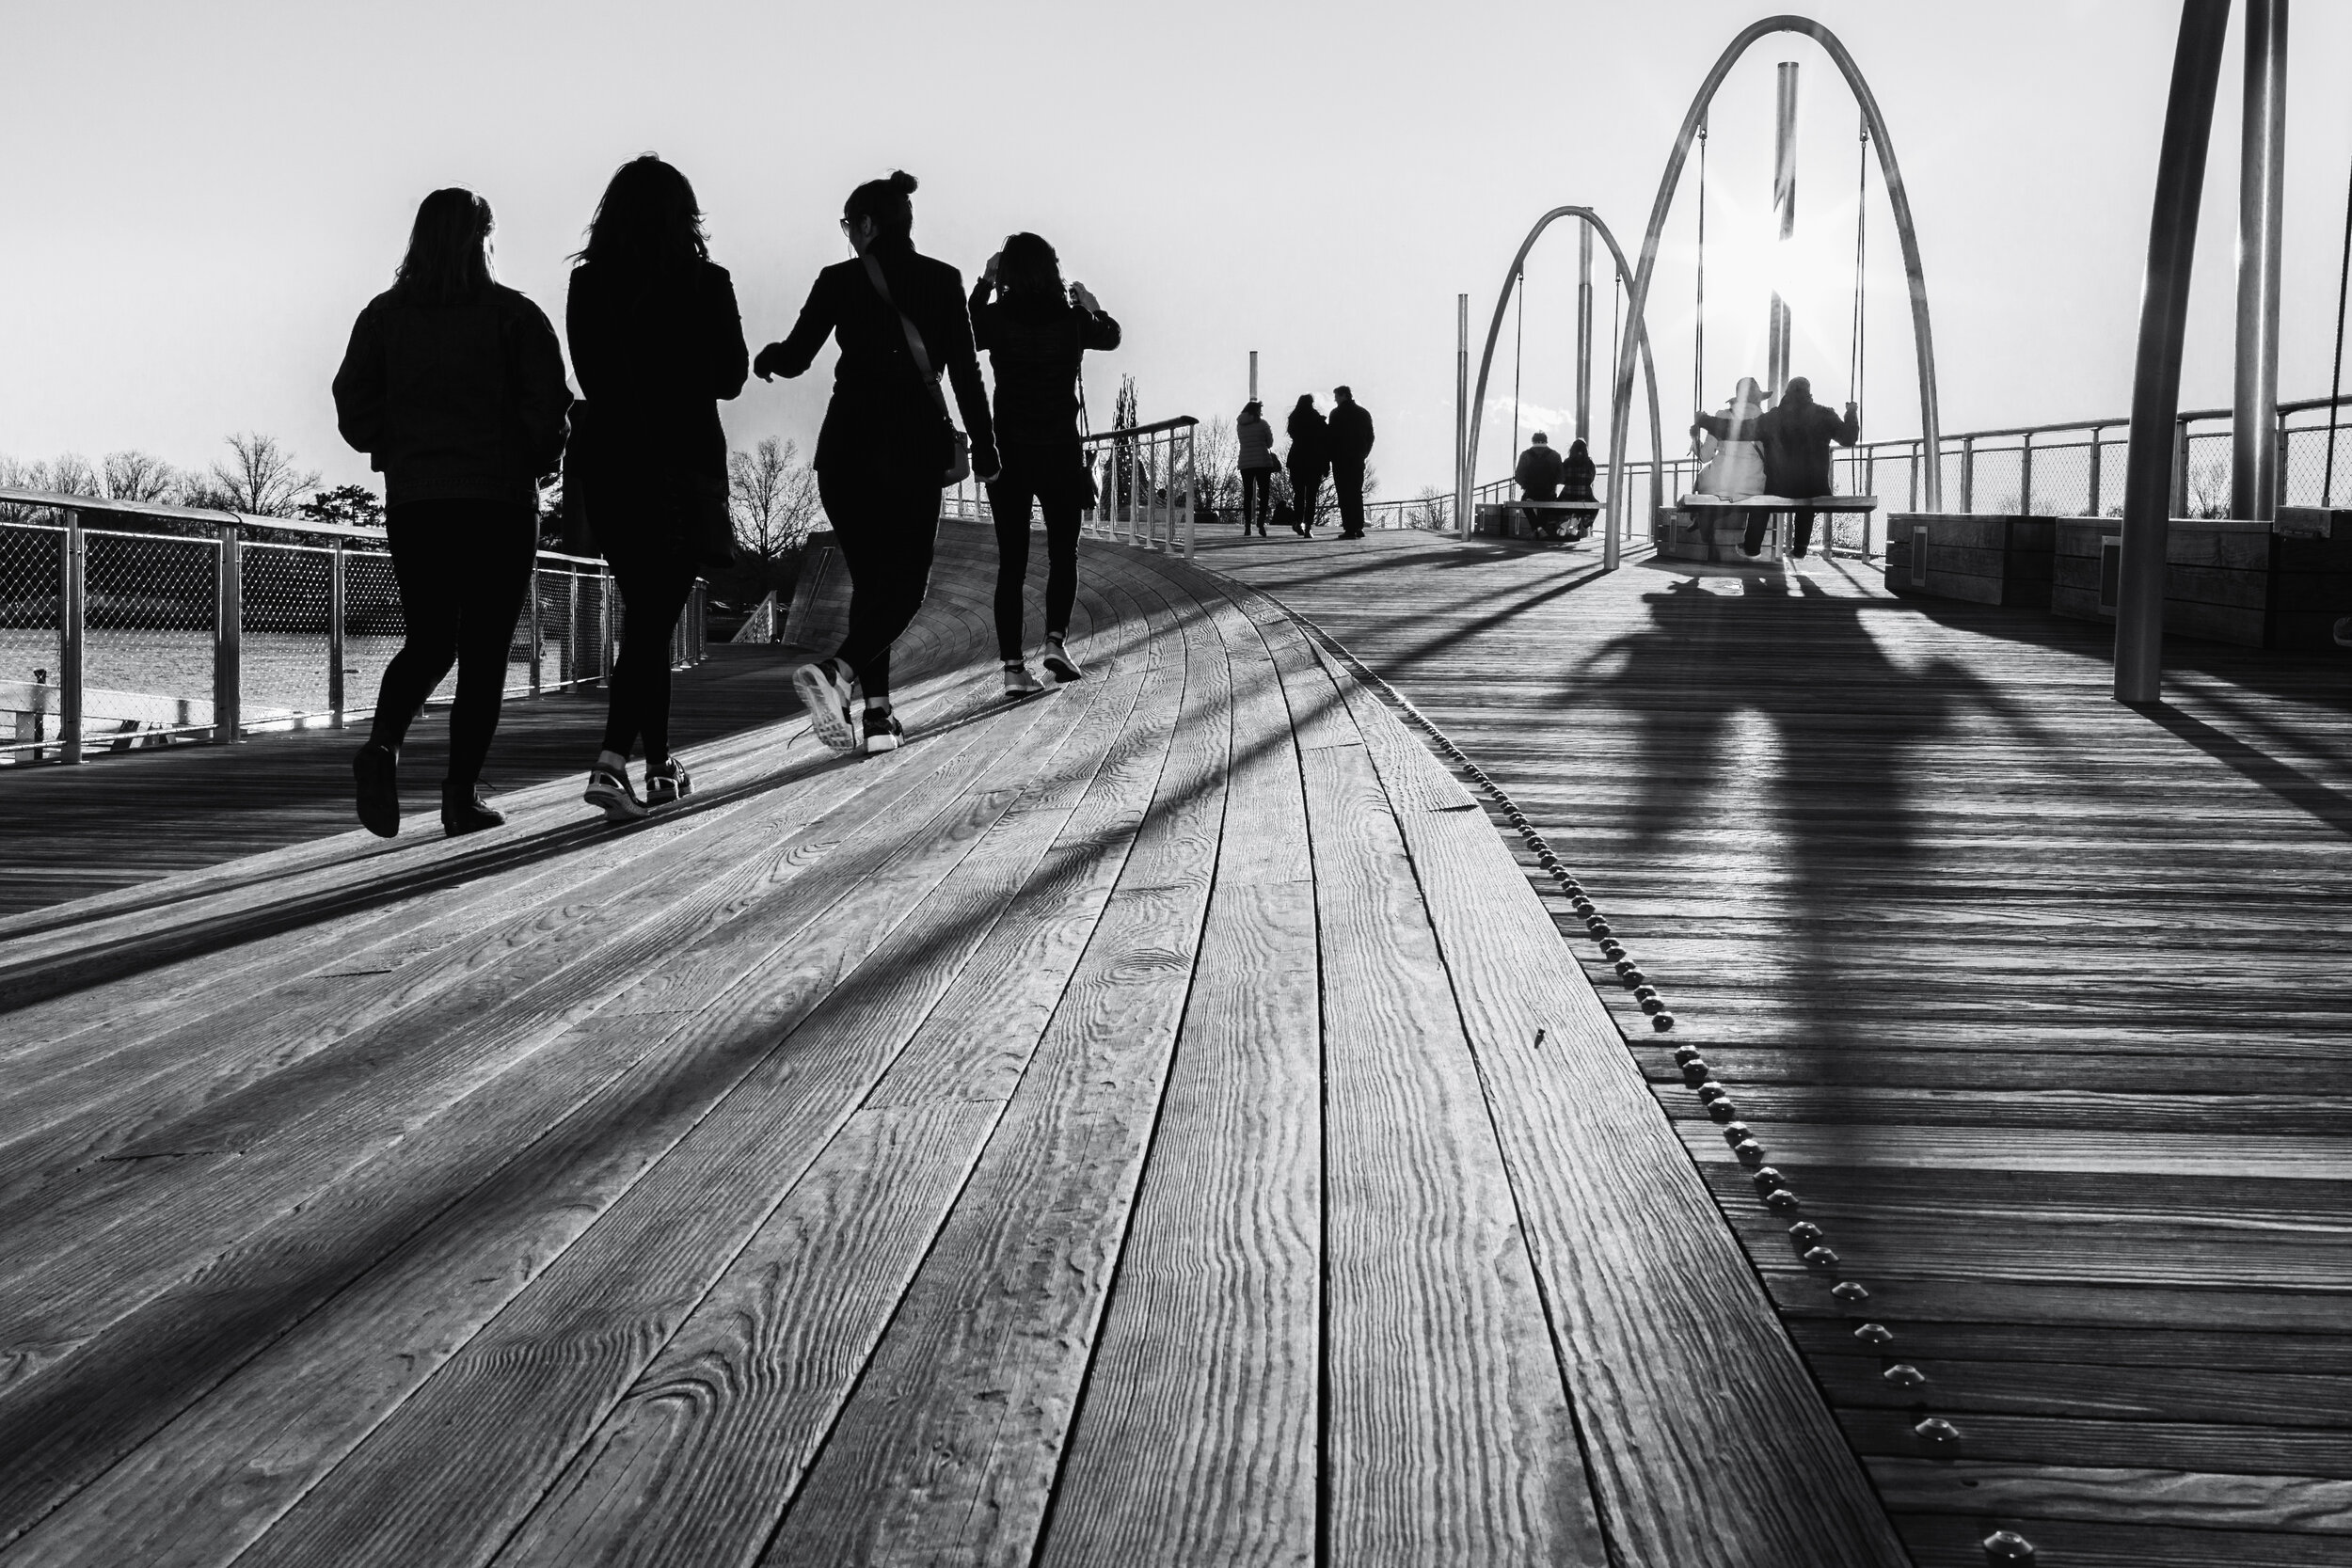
[1867,1457,2352,1534]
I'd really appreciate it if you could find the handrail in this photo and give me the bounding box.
[1082,415,1199,442]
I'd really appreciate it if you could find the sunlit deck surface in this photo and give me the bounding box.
[1199,523,2352,1568]
[0,525,1907,1568]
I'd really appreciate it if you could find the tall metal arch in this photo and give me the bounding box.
[1464,207,1665,551]
[1605,12,1945,557]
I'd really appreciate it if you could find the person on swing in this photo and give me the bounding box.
[1753,375,1859,558]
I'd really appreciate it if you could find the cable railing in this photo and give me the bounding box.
[0,487,708,768]
[941,415,1200,558]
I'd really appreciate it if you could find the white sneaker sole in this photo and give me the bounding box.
[864,732,902,755]
[583,784,648,822]
[795,664,858,752]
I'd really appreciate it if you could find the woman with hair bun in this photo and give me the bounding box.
[754,170,997,756]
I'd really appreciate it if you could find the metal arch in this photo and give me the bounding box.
[1466,207,1665,552]
[1605,13,1945,545]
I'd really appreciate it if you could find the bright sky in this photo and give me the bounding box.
[4,0,2348,499]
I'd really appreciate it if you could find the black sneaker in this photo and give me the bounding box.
[644,758,691,807]
[862,708,905,755]
[1041,638,1084,684]
[441,782,506,837]
[354,742,400,838]
[583,763,649,822]
[794,658,859,752]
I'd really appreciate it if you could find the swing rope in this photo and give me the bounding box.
[1512,268,1526,461]
[2328,128,2352,508]
[1693,117,1708,456]
[1850,116,1869,413]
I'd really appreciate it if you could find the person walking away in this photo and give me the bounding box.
[1563,436,1597,539]
[754,171,998,755]
[1753,375,1859,558]
[1327,385,1375,538]
[333,187,569,838]
[969,232,1119,696]
[1235,400,1278,535]
[1515,430,1564,534]
[1285,393,1329,535]
[565,155,749,820]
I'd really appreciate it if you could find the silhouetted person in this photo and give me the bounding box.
[333,187,569,838]
[1563,436,1597,539]
[1285,394,1329,536]
[566,155,748,820]
[970,231,1120,696]
[755,171,998,754]
[1754,375,1859,558]
[1327,385,1375,538]
[1515,430,1564,538]
[1236,400,1278,535]
[1692,376,1769,505]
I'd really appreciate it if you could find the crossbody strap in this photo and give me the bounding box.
[860,253,954,425]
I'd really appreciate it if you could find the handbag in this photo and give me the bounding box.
[859,252,970,487]
[1074,360,1100,510]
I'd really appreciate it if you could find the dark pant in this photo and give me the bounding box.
[1332,459,1366,535]
[1289,463,1327,531]
[818,467,941,707]
[599,548,699,766]
[1741,509,1816,556]
[1239,467,1274,531]
[371,499,535,790]
[987,443,1084,662]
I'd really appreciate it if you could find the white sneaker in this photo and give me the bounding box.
[1041,638,1083,684]
[795,658,858,752]
[861,708,905,755]
[1003,661,1043,697]
[645,758,691,807]
[583,764,648,822]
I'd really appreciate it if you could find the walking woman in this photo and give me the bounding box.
[969,232,1120,696]
[1235,399,1277,535]
[566,154,749,820]
[755,171,997,755]
[1285,393,1329,536]
[333,187,570,838]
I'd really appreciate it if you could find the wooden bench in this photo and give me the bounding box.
[1656,496,1881,563]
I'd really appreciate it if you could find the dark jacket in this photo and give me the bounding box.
[332,283,570,508]
[1285,406,1329,473]
[1755,391,1859,498]
[1563,443,1597,501]
[968,280,1120,449]
[1515,442,1564,499]
[765,245,996,477]
[1236,414,1279,471]
[1327,399,1375,465]
[566,258,748,495]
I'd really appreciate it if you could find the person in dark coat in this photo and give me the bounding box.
[1563,436,1597,538]
[1515,430,1565,536]
[969,231,1120,695]
[567,155,749,820]
[1235,400,1278,535]
[1285,394,1329,536]
[333,186,570,839]
[1753,375,1860,557]
[754,171,998,755]
[1327,385,1375,538]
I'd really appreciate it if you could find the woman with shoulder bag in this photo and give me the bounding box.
[332,186,571,838]
[754,170,998,756]
[969,231,1120,695]
[566,154,749,819]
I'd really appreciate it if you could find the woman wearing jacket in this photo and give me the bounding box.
[969,231,1120,695]
[1285,393,1329,536]
[1235,400,1278,535]
[566,155,749,820]
[755,171,998,755]
[332,186,570,838]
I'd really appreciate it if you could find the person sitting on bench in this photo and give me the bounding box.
[1753,375,1860,558]
[1562,436,1597,539]
[1515,432,1564,536]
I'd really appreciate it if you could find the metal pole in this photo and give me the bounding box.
[2089,425,2104,515]
[2171,419,2190,516]
[565,569,580,689]
[528,555,542,695]
[2020,432,2034,515]
[215,520,241,744]
[1577,223,1594,442]
[1249,350,1258,404]
[60,508,83,765]
[1962,435,1976,514]
[1767,61,1800,404]
[2231,0,2287,522]
[2118,0,2231,705]
[1456,293,1470,538]
[328,537,346,727]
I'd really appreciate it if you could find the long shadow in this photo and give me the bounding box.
[2135,701,2352,841]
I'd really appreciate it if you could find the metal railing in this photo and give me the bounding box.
[940,416,1200,559]
[0,487,708,767]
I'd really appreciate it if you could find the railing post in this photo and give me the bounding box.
[601,567,616,685]
[1960,435,1976,515]
[215,519,242,744]
[2019,431,2034,515]
[2170,418,2190,516]
[565,568,580,689]
[60,508,84,766]
[328,536,346,727]
[528,555,542,696]
[1183,426,1197,556]
[2088,425,2104,516]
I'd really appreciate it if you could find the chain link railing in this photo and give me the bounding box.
[0,488,707,768]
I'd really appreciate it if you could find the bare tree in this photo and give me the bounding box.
[209,432,321,516]
[44,453,102,497]
[102,450,179,503]
[728,436,823,574]
[1192,415,1240,517]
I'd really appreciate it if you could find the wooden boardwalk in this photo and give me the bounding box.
[1197,524,2352,1568]
[0,524,1907,1567]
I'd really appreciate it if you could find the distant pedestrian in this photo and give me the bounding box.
[566,155,749,821]
[1235,400,1278,535]
[332,187,570,839]
[1285,394,1329,536]
[1327,385,1375,538]
[754,171,998,755]
[1754,375,1859,558]
[969,231,1120,696]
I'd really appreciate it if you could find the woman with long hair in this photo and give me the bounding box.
[754,171,997,755]
[1235,399,1277,536]
[1285,392,1330,536]
[333,187,570,837]
[969,231,1119,695]
[567,154,749,819]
